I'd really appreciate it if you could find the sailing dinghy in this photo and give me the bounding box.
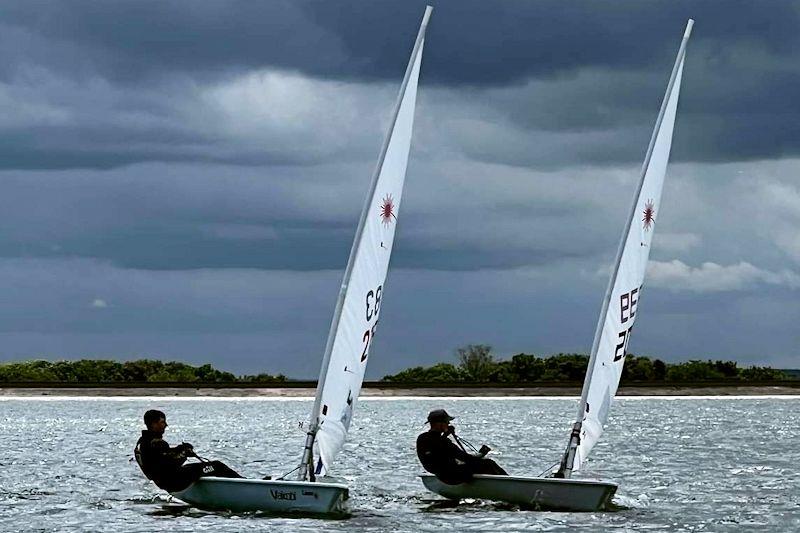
[172,5,432,515]
[422,19,693,512]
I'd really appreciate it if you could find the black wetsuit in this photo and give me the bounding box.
[134,430,242,492]
[416,429,507,485]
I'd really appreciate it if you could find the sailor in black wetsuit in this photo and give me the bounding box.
[416,409,508,485]
[134,409,243,492]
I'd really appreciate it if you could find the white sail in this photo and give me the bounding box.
[302,7,431,478]
[564,20,693,475]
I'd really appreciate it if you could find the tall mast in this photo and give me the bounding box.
[558,19,693,478]
[299,6,433,481]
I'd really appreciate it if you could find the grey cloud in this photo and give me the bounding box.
[636,282,800,370]
[2,1,800,171]
[0,257,338,336]
[4,1,797,86]
[0,157,639,272]
[3,157,797,276]
[0,1,341,83]
[0,69,389,170]
[1,256,792,376]
[0,154,797,284]
[648,259,800,292]
[656,160,800,269]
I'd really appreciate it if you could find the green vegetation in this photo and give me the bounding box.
[0,359,286,384]
[382,344,792,384]
[0,348,791,386]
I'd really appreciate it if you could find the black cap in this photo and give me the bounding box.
[426,409,455,424]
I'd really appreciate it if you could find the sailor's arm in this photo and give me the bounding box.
[444,438,473,462]
[150,438,191,463]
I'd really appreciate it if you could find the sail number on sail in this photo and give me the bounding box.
[614,285,642,362]
[361,285,383,362]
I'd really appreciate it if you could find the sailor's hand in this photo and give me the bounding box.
[447,425,456,435]
[177,442,195,455]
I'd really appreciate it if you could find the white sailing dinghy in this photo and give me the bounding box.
[171,6,433,515]
[422,19,693,512]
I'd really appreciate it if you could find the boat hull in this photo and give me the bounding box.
[171,477,349,515]
[420,474,617,512]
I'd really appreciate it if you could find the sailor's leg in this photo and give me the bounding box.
[435,465,473,485]
[472,458,508,476]
[164,461,243,490]
[162,463,206,491]
[205,460,244,479]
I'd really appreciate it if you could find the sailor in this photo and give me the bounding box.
[416,409,508,484]
[134,409,243,492]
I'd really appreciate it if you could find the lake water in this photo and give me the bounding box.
[0,396,798,532]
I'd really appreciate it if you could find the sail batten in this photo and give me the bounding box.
[299,6,432,479]
[561,20,693,476]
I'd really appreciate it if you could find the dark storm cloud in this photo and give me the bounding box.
[3,0,797,85]
[0,160,614,272]
[2,0,800,170]
[0,1,332,83]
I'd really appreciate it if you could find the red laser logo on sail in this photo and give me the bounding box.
[379,194,396,226]
[642,200,655,231]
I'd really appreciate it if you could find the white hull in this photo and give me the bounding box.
[171,477,349,515]
[420,474,617,512]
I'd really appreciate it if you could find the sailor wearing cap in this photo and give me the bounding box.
[416,409,507,485]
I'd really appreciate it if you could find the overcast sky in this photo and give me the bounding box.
[0,0,798,377]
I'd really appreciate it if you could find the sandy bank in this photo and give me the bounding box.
[0,385,798,397]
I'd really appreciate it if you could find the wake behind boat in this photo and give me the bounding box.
[169,5,433,515]
[421,19,694,512]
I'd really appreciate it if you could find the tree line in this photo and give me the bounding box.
[0,347,791,385]
[381,344,792,384]
[0,359,286,384]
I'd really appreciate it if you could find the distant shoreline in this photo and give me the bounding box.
[1,383,798,397]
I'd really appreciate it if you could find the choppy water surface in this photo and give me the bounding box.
[0,396,798,532]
